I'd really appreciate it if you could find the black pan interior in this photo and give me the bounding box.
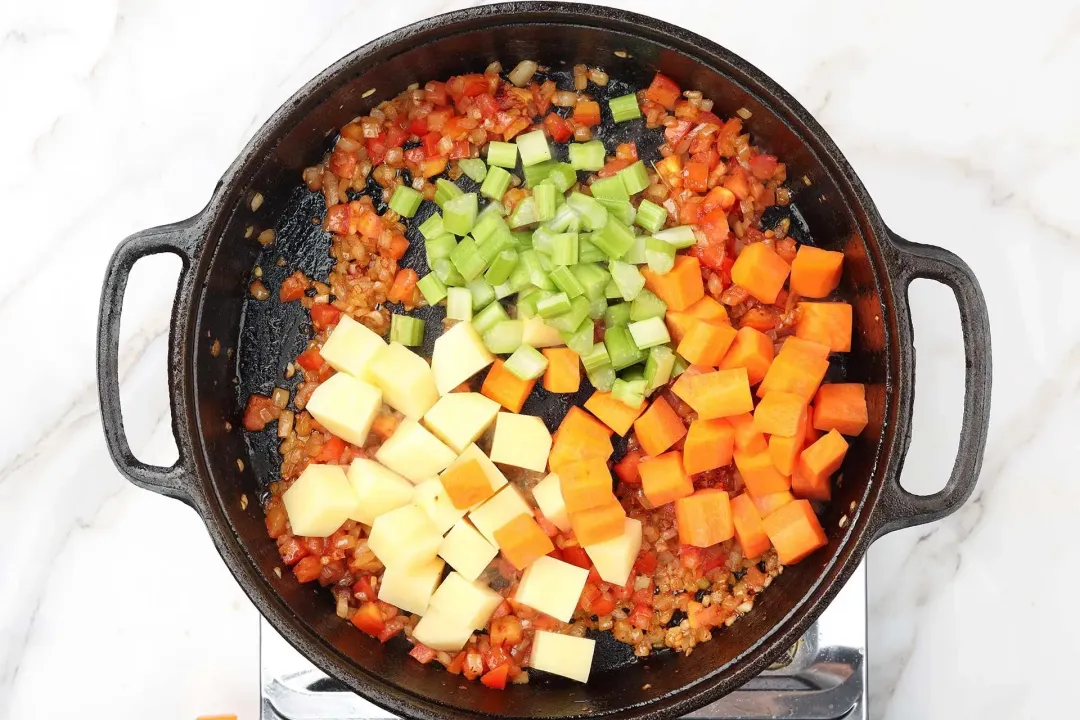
[190,11,890,719]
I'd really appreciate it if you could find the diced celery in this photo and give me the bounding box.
[433,257,466,287]
[550,265,585,299]
[449,236,487,281]
[516,288,548,319]
[483,320,524,354]
[457,158,488,183]
[617,161,650,196]
[645,236,676,274]
[578,236,605,264]
[418,212,446,240]
[546,295,591,332]
[587,295,608,320]
[644,346,676,393]
[434,178,464,208]
[520,249,555,290]
[628,317,670,350]
[425,233,457,264]
[477,231,515,267]
[479,199,506,219]
[653,225,698,249]
[512,231,534,248]
[566,192,609,231]
[611,378,646,408]
[545,203,578,233]
[443,193,478,236]
[604,302,631,328]
[534,183,558,222]
[609,93,642,123]
[473,301,510,335]
[480,165,512,201]
[603,325,645,370]
[566,213,582,233]
[624,235,648,265]
[604,278,622,299]
[504,344,549,380]
[446,286,473,321]
[545,163,577,193]
[537,249,554,273]
[523,160,557,188]
[587,364,616,392]
[581,344,611,372]
[484,248,519,286]
[569,140,606,171]
[589,175,629,201]
[537,291,572,318]
[506,261,533,297]
[468,277,496,310]
[517,130,552,167]
[389,186,423,217]
[672,354,690,377]
[416,273,448,306]
[560,317,595,357]
[508,196,540,228]
[630,289,667,321]
[493,281,516,300]
[594,216,636,259]
[390,314,425,346]
[486,141,519,169]
[635,199,669,234]
[550,232,579,266]
[472,212,508,246]
[609,261,646,301]
[597,198,636,226]
[570,263,611,301]
[532,226,556,256]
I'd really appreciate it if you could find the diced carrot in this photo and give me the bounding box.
[640,451,694,507]
[779,336,831,361]
[482,359,536,413]
[585,391,646,437]
[756,341,830,402]
[675,490,734,547]
[633,396,688,457]
[804,405,822,446]
[796,302,852,353]
[730,493,771,559]
[559,458,615,513]
[683,418,735,475]
[676,319,738,367]
[641,255,705,311]
[813,384,868,436]
[494,513,556,570]
[555,405,613,446]
[789,246,844,299]
[730,242,790,304]
[570,498,626,545]
[542,347,580,394]
[734,447,791,497]
[440,459,495,509]
[761,499,827,564]
[753,391,808,437]
[685,295,729,324]
[718,326,774,386]
[665,311,697,345]
[793,429,848,501]
[670,367,753,419]
[550,406,614,472]
[768,410,808,477]
[728,412,768,454]
[614,449,644,485]
[751,490,794,518]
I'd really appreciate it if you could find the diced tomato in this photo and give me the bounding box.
[579,582,616,616]
[679,545,704,572]
[313,435,345,464]
[386,234,410,260]
[463,651,485,680]
[698,207,730,245]
[243,394,281,432]
[679,197,705,225]
[310,303,342,331]
[613,580,634,601]
[739,306,778,332]
[723,167,751,201]
[484,645,511,673]
[456,74,490,99]
[481,663,510,690]
[409,643,438,665]
[631,581,654,607]
[277,537,308,566]
[698,110,724,127]
[328,148,357,179]
[674,100,701,122]
[422,131,443,157]
[421,157,449,178]
[302,536,326,557]
[543,113,573,143]
[355,207,385,239]
[615,142,639,162]
[598,157,631,178]
[688,601,724,629]
[691,148,721,170]
[475,92,500,119]
[449,140,471,159]
[490,615,524,647]
[683,161,709,193]
[424,81,449,106]
[645,73,681,110]
[384,126,409,149]
[629,603,653,630]
[491,600,513,621]
[614,449,644,485]
[425,107,454,132]
[407,116,429,136]
[377,616,407,643]
[351,576,376,602]
[750,153,779,180]
[702,546,729,572]
[279,271,309,303]
[702,186,736,213]
[351,602,385,637]
[387,268,418,304]
[446,651,466,675]
[665,119,693,146]
[404,147,426,166]
[442,115,478,141]
[716,118,743,157]
[292,556,322,583]
[325,204,351,235]
[573,100,602,127]
[365,135,388,166]
[687,240,726,273]
[634,550,658,575]
[296,347,325,373]
[561,545,591,569]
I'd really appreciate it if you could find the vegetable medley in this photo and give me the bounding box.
[243,59,869,689]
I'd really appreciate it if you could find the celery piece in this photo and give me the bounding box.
[517,130,553,167]
[534,183,558,223]
[434,178,464,208]
[443,193,478,237]
[570,263,610,301]
[472,301,510,335]
[493,282,515,300]
[597,197,636,226]
[416,273,448,306]
[418,212,446,240]
[617,161,650,196]
[624,235,648,265]
[512,230,534,248]
[508,196,540,228]
[425,233,457,264]
[468,277,496,310]
[645,236,676,275]
[653,225,697,249]
[433,257,466,287]
[587,364,616,392]
[611,378,645,408]
[483,320,524,354]
[604,277,622,299]
[389,186,424,218]
[560,317,595,358]
[609,93,642,123]
[578,236,606,265]
[604,302,632,329]
[550,232,579,266]
[594,216,636,259]
[589,175,629,201]
[587,295,608,320]
[523,160,557,188]
[480,165,512,201]
[566,192,609,231]
[479,199,506,219]
[549,265,585,299]
[644,345,676,393]
[545,203,578,233]
[449,236,487,282]
[635,199,669,234]
[546,295,591,333]
[603,325,645,370]
[477,227,515,263]
[446,286,473,321]
[486,141,519,169]
[472,212,509,246]
[545,163,578,193]
[484,248,519,286]
[516,288,549,319]
[581,344,611,373]
[628,317,670,350]
[537,291,572,318]
[389,314,425,346]
[609,261,646,301]
[569,140,606,171]
[504,344,549,380]
[458,158,488,183]
[672,354,690,378]
[520,249,555,291]
[630,289,667,322]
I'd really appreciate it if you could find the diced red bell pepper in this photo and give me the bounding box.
[365,135,388,166]
[426,107,454,133]
[407,116,429,136]
[615,142,639,162]
[243,394,280,432]
[313,435,345,464]
[543,113,573,143]
[292,556,323,583]
[613,449,643,485]
[279,272,308,303]
[422,131,442,157]
[683,161,709,193]
[561,545,591,570]
[446,651,466,675]
[475,92,500,119]
[679,197,705,225]
[386,234,409,260]
[277,536,308,566]
[680,545,704,571]
[310,303,342,331]
[665,119,693,146]
[598,158,631,178]
[351,602,385,637]
[573,100,602,127]
[629,603,653,630]
[421,157,448,178]
[296,347,325,373]
[503,117,530,141]
[351,576,376,602]
[723,167,751,200]
[481,663,510,690]
[387,269,418,304]
[463,651,485,680]
[634,550,658,575]
[377,616,407,643]
[749,153,779,180]
[404,147,426,166]
[409,643,438,665]
[456,74,490,98]
[384,126,409,149]
[449,140,471,159]
[645,73,681,110]
[698,207,730,245]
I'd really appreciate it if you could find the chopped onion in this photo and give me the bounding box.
[277,410,294,439]
[553,90,577,107]
[271,387,290,409]
[588,68,609,86]
[573,64,588,91]
[508,60,538,87]
[257,229,275,246]
[486,61,503,75]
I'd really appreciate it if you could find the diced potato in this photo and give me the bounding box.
[375,419,456,483]
[443,444,508,506]
[346,459,414,525]
[411,607,474,652]
[531,631,596,683]
[514,555,589,622]
[423,392,500,453]
[431,321,495,395]
[521,316,565,348]
[468,484,531,547]
[304,373,382,447]
[367,504,443,568]
[583,517,643,586]
[281,464,358,538]
[438,520,498,582]
[429,572,504,629]
[377,556,444,616]
[412,478,466,534]
[531,473,572,533]
[368,342,439,419]
[489,412,552,473]
[318,314,385,382]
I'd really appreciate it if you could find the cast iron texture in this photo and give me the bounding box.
[97,3,992,719]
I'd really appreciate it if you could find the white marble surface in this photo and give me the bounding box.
[1,0,1075,718]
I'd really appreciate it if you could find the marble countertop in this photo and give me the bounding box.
[2,0,1075,718]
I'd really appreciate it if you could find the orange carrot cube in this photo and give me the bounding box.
[685,295,729,324]
[482,358,537,413]
[734,447,791,497]
[728,412,768,454]
[570,498,626,545]
[584,391,646,437]
[719,326,775,385]
[813,383,868,436]
[640,451,694,507]
[542,347,581,393]
[494,513,556,570]
[761,499,827,564]
[560,458,615,513]
[753,391,809,437]
[751,490,794,518]
[642,255,705,311]
[633,396,688,457]
[671,367,753,419]
[675,490,734,547]
[796,302,852,353]
[730,242,791,304]
[789,246,843,298]
[676,319,738,367]
[441,459,496,509]
[731,493,771,559]
[683,418,735,475]
[792,429,848,501]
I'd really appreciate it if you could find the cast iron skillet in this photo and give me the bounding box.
[97,4,992,718]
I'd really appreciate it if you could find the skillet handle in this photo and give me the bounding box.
[97,218,203,509]
[873,231,992,538]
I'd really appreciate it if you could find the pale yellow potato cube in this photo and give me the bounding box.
[488,413,552,473]
[531,631,595,683]
[367,504,442,569]
[281,464,358,538]
[438,520,498,582]
[423,392,500,453]
[531,473,572,533]
[515,556,589,622]
[318,314,385,382]
[411,607,474,652]
[584,518,643,586]
[521,316,565,348]
[375,419,456,483]
[443,444,508,507]
[304,373,382,447]
[346,459,414,525]
[368,342,439,419]
[429,572,504,630]
[412,478,466,534]
[377,556,445,616]
[431,321,495,395]
[468,484,531,547]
